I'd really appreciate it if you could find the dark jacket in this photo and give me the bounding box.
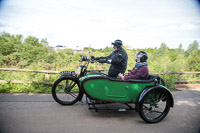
[103,47,128,77]
[124,65,149,80]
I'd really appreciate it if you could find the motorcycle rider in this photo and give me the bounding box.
[96,40,128,77]
[118,51,149,80]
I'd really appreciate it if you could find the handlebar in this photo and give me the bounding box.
[80,55,102,63]
[73,55,108,78]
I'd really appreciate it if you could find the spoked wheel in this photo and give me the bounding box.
[139,89,171,123]
[52,77,83,105]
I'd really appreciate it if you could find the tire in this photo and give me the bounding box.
[139,89,171,123]
[52,77,83,105]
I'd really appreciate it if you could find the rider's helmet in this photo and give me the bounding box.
[112,40,123,48]
[135,51,148,62]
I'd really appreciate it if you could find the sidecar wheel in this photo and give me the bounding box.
[52,77,83,105]
[139,89,170,123]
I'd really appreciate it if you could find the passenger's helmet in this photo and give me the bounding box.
[112,40,123,48]
[135,51,148,62]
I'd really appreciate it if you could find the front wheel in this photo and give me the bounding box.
[52,77,83,105]
[139,89,171,123]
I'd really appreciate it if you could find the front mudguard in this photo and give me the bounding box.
[58,75,84,101]
[135,85,174,112]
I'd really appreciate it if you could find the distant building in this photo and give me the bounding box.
[53,45,83,53]
[73,49,83,54]
[56,45,66,49]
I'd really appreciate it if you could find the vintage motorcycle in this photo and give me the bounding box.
[52,55,174,123]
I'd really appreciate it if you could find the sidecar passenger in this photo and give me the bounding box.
[118,51,149,80]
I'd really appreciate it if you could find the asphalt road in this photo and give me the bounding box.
[0,87,200,133]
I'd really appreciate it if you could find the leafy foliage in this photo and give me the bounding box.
[0,32,199,92]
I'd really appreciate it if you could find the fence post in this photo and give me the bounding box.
[179,73,182,83]
[45,73,50,81]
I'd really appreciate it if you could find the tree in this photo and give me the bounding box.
[24,36,42,47]
[0,53,3,65]
[170,54,186,72]
[0,32,24,56]
[3,52,21,66]
[185,40,199,57]
[40,52,56,64]
[72,53,82,62]
[176,43,184,55]
[0,32,15,56]
[187,50,200,71]
[41,38,48,47]
[157,42,169,56]
[102,46,112,54]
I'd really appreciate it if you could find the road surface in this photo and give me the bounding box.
[0,86,200,133]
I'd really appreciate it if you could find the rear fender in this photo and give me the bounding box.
[136,85,174,112]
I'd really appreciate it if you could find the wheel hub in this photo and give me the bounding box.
[64,87,71,93]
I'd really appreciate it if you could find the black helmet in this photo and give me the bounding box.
[112,40,123,48]
[135,51,148,62]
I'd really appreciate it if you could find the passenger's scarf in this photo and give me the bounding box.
[134,62,148,69]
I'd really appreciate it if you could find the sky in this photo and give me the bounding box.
[0,0,200,50]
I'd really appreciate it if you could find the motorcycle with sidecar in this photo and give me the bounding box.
[52,55,174,123]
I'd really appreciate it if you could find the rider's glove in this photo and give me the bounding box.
[91,56,95,59]
[107,59,112,64]
[99,59,107,63]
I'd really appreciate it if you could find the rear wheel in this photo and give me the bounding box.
[139,89,170,123]
[52,77,83,105]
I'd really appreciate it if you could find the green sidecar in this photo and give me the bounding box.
[82,75,156,102]
[52,55,174,123]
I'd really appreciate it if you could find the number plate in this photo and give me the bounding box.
[60,71,75,76]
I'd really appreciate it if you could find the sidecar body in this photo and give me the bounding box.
[81,75,156,103]
[80,74,174,123]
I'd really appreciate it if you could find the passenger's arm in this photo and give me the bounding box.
[124,67,148,80]
[118,73,125,80]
